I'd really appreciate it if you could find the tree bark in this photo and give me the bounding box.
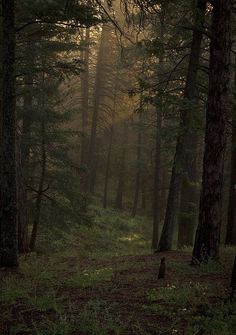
[103,127,114,209]
[80,28,90,191]
[230,254,236,301]
[116,122,128,210]
[30,120,46,251]
[192,0,231,263]
[17,138,29,253]
[132,107,143,218]
[0,0,18,267]
[141,175,146,211]
[21,48,34,169]
[178,133,200,248]
[225,60,236,246]
[158,0,206,251]
[152,107,162,249]
[152,9,165,249]
[17,43,35,254]
[87,25,110,194]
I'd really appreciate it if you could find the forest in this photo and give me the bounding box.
[0,0,236,334]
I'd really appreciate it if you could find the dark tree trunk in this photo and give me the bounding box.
[21,48,34,168]
[230,254,236,301]
[103,77,118,209]
[17,139,29,253]
[141,176,146,211]
[225,60,236,246]
[160,168,168,220]
[132,110,143,218]
[80,28,90,193]
[30,120,46,251]
[152,9,165,249]
[0,0,18,268]
[192,0,231,264]
[178,133,200,248]
[17,45,35,254]
[158,0,206,251]
[152,108,162,249]
[103,114,115,209]
[116,122,128,210]
[88,25,110,194]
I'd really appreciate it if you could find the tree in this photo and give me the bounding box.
[192,0,232,263]
[231,254,236,301]
[131,97,143,217]
[103,79,118,209]
[87,24,112,194]
[116,121,128,210]
[152,8,165,249]
[158,0,207,251]
[0,0,18,267]
[80,28,90,194]
[225,58,236,246]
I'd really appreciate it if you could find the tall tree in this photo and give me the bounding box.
[87,24,111,194]
[0,0,18,267]
[158,0,207,251]
[152,105,162,248]
[177,133,200,248]
[103,81,117,209]
[225,58,236,246]
[30,119,46,251]
[192,0,231,263]
[116,121,128,210]
[131,98,143,217]
[80,28,90,179]
[152,8,165,249]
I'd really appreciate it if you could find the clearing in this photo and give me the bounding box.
[0,208,236,335]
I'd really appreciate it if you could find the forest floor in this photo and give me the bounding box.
[0,207,236,335]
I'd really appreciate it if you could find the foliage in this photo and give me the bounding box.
[65,267,114,288]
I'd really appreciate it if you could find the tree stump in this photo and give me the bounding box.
[230,254,236,301]
[158,257,166,279]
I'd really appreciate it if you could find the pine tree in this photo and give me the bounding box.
[0,0,18,268]
[193,0,232,263]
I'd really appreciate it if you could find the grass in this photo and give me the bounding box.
[65,267,114,288]
[0,276,32,302]
[78,299,123,335]
[36,205,152,258]
[190,302,236,335]
[1,206,236,335]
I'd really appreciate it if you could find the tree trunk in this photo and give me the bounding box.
[160,168,168,220]
[103,127,114,209]
[192,0,231,264]
[158,0,206,251]
[18,44,35,254]
[21,48,34,169]
[225,60,236,246]
[30,120,46,251]
[17,138,29,253]
[152,108,162,249]
[103,74,118,209]
[0,0,18,268]
[132,108,143,218]
[152,9,165,249]
[141,176,146,211]
[178,133,200,248]
[230,254,236,301]
[116,122,128,210]
[80,28,90,193]
[87,25,110,194]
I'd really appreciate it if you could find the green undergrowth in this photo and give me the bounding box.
[37,204,152,257]
[1,206,236,335]
[65,267,114,288]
